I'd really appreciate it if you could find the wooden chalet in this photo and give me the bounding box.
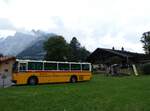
[87,48,150,75]
[87,47,150,64]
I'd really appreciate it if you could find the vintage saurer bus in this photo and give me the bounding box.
[12,59,92,85]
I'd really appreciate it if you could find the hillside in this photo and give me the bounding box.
[17,31,56,60]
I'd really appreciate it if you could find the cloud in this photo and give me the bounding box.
[0,18,15,30]
[1,0,150,53]
[49,16,144,53]
[2,0,12,4]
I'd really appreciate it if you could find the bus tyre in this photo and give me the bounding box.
[70,76,77,83]
[28,77,38,85]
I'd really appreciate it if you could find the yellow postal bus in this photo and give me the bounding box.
[12,59,92,85]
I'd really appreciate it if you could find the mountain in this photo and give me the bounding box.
[0,30,56,57]
[0,32,36,55]
[17,37,47,60]
[17,40,46,60]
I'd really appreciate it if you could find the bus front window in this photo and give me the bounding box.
[19,63,27,72]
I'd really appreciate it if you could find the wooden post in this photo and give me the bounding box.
[132,64,139,76]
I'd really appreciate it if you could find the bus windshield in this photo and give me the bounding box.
[12,62,18,72]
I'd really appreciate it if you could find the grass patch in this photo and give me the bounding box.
[1,75,150,111]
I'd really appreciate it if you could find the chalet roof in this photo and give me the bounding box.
[87,48,150,63]
[100,48,145,58]
[0,56,16,63]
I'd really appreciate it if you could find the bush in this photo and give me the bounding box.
[141,63,150,75]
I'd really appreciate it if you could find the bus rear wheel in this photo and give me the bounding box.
[28,76,38,85]
[70,76,77,83]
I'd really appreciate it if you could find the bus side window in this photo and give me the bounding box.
[44,63,57,70]
[59,63,70,70]
[71,64,81,70]
[28,62,43,70]
[82,64,90,71]
[19,63,27,72]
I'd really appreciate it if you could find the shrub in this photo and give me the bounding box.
[141,63,150,75]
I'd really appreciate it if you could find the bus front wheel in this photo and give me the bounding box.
[28,76,38,85]
[70,76,77,83]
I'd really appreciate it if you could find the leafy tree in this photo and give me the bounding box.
[69,37,80,61]
[77,47,91,62]
[69,37,90,62]
[141,32,150,54]
[44,36,90,62]
[70,37,81,49]
[44,36,70,61]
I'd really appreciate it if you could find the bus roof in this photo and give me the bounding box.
[16,59,91,65]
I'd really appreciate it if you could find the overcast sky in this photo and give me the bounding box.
[0,0,150,53]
